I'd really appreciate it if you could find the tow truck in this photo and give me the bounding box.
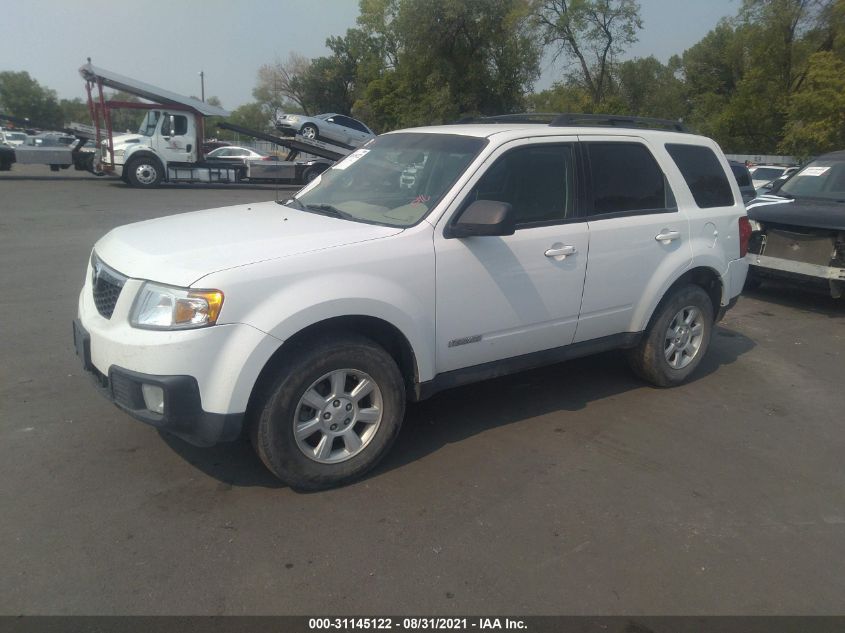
[80,62,352,187]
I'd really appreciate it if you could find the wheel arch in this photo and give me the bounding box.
[124,149,166,181]
[245,314,421,421]
[639,266,724,333]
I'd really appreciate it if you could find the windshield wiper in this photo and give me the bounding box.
[305,203,356,221]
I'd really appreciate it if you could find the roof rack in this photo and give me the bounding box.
[454,113,562,125]
[549,113,689,132]
[454,112,690,133]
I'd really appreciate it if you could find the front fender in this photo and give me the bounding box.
[200,236,437,382]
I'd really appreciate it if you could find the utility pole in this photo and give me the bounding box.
[199,71,205,102]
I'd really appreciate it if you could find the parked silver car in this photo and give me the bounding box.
[275,113,375,148]
[206,146,275,161]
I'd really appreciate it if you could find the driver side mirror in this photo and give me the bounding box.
[767,179,784,193]
[446,200,515,238]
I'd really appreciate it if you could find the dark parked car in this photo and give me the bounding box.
[729,160,757,203]
[745,150,845,297]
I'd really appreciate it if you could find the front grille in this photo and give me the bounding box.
[91,253,127,319]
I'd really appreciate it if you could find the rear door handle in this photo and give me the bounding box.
[545,245,577,259]
[655,230,682,244]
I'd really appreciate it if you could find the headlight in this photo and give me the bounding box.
[113,149,125,158]
[287,116,299,123]
[130,282,224,330]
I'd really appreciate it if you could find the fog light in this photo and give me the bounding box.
[141,384,165,415]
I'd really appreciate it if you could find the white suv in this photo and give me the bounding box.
[74,114,750,490]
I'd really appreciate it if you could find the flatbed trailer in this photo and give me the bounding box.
[79,63,352,187]
[0,115,99,174]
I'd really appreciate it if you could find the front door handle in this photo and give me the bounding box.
[545,245,577,259]
[655,229,682,244]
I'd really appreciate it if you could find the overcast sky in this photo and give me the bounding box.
[1,0,738,111]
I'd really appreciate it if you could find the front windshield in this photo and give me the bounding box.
[137,111,160,137]
[295,133,488,227]
[780,158,845,200]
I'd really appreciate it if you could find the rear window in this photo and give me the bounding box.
[666,144,734,208]
[750,167,784,181]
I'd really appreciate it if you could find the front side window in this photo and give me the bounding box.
[463,144,575,225]
[295,133,487,227]
[587,142,671,214]
[161,114,188,136]
[665,143,734,208]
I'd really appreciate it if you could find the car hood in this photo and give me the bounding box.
[110,133,147,148]
[94,201,403,287]
[747,194,845,231]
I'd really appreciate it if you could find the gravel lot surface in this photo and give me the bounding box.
[2,165,844,615]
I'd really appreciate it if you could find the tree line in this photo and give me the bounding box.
[2,0,843,157]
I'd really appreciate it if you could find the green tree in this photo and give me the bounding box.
[678,0,838,152]
[103,91,142,134]
[301,29,383,115]
[356,0,541,130]
[254,53,312,116]
[0,71,63,128]
[780,51,845,156]
[59,97,91,126]
[614,55,687,119]
[532,0,643,104]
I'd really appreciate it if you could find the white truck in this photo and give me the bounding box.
[79,63,349,187]
[73,114,750,490]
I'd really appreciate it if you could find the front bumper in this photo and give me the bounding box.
[746,253,845,282]
[75,256,283,446]
[275,122,297,136]
[74,319,243,446]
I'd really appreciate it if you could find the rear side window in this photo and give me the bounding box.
[666,144,734,208]
[586,143,671,215]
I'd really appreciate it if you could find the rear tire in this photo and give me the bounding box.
[250,334,405,490]
[627,284,714,387]
[125,155,163,187]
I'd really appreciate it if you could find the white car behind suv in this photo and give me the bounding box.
[74,114,750,490]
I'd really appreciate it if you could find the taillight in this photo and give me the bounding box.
[262,155,272,160]
[738,216,752,257]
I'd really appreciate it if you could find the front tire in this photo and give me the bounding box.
[125,156,163,187]
[300,123,318,140]
[251,334,405,490]
[627,284,714,387]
